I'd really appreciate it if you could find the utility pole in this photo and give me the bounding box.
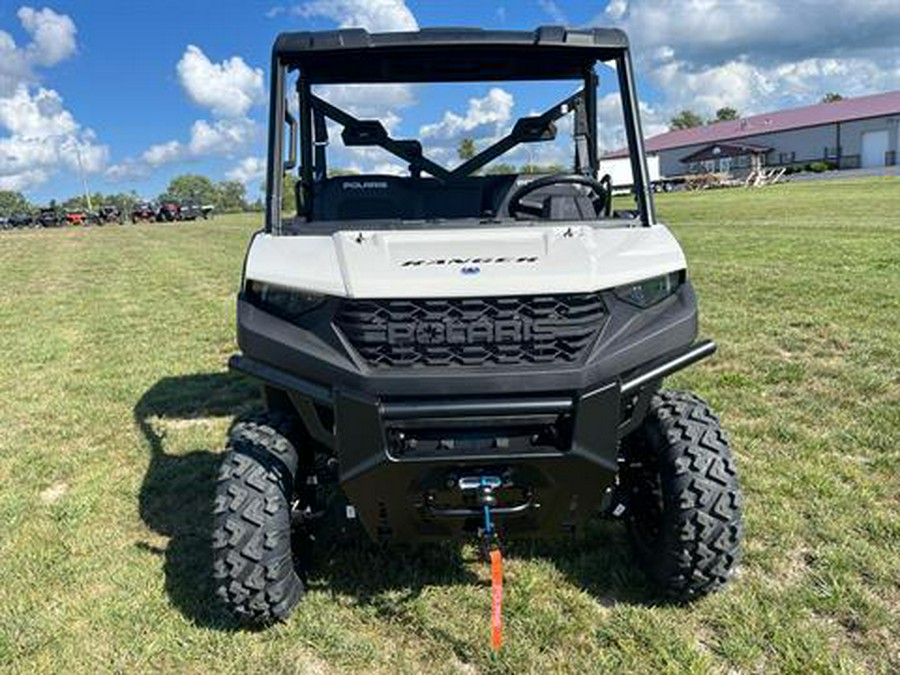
[74,142,92,211]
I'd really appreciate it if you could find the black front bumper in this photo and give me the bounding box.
[229,338,716,542]
[333,383,620,540]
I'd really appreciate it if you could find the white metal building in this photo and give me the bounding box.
[605,90,900,178]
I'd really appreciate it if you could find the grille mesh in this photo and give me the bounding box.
[335,294,606,368]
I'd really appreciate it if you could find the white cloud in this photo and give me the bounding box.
[605,0,628,20]
[188,118,257,156]
[371,161,405,176]
[0,6,79,97]
[0,34,30,99]
[0,168,46,191]
[315,83,415,120]
[420,88,515,141]
[0,85,108,192]
[226,156,266,185]
[0,85,76,137]
[18,6,77,67]
[142,140,183,167]
[594,0,900,128]
[176,45,265,119]
[0,8,109,192]
[538,0,568,24]
[602,0,900,65]
[294,0,418,31]
[104,161,148,182]
[646,54,900,121]
[593,92,668,154]
[652,58,775,117]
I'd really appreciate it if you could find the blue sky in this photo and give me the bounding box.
[1,0,899,204]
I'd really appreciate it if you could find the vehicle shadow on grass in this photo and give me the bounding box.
[134,370,259,630]
[134,372,654,632]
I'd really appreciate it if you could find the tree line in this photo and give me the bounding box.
[0,174,260,216]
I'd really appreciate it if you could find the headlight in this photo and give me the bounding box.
[614,271,683,308]
[246,280,326,321]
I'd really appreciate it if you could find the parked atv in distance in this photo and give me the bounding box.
[96,205,125,225]
[178,201,206,221]
[64,210,89,226]
[131,202,156,223]
[214,26,743,627]
[156,200,181,222]
[37,207,65,228]
[8,212,34,228]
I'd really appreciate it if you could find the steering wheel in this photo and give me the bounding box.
[506,173,610,219]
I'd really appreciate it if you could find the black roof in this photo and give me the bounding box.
[274,26,628,83]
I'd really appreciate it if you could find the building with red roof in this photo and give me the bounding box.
[604,90,900,178]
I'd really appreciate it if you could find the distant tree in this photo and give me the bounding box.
[214,180,247,212]
[714,106,740,121]
[62,192,103,211]
[821,92,843,103]
[59,190,140,213]
[485,163,517,175]
[520,163,565,175]
[0,190,32,215]
[105,191,140,213]
[63,195,86,210]
[669,109,704,130]
[281,173,298,213]
[164,174,218,205]
[328,167,360,177]
[457,138,476,161]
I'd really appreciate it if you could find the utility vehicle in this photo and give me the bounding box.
[156,200,180,222]
[178,200,211,221]
[215,26,742,626]
[131,202,156,223]
[96,204,125,225]
[64,210,89,226]
[37,206,64,228]
[8,212,33,228]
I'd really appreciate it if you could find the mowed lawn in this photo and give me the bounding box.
[0,178,898,673]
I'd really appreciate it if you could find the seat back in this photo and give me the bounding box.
[309,174,518,221]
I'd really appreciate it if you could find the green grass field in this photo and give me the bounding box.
[1,178,898,673]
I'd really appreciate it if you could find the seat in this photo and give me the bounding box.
[308,174,518,222]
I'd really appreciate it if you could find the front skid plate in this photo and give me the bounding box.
[335,383,620,541]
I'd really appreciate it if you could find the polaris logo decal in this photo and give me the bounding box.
[401,256,538,267]
[341,181,389,189]
[384,318,556,346]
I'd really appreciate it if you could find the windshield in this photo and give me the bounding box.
[267,44,654,231]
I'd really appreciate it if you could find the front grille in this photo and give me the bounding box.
[335,294,607,368]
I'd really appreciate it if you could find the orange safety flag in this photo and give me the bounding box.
[490,548,503,650]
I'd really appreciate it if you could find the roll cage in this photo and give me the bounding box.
[265,26,655,232]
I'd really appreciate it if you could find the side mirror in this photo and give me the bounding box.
[342,120,388,146]
[511,117,557,143]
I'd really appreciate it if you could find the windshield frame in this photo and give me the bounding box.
[265,32,655,233]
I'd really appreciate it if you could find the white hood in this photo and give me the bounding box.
[244,223,686,298]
